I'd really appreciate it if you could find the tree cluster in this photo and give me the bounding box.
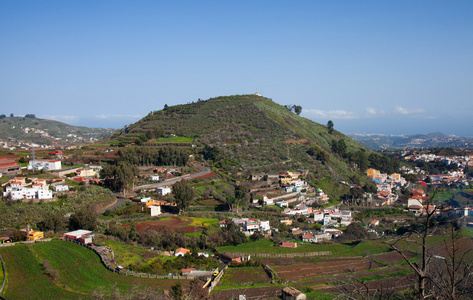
[208,219,246,246]
[327,120,334,134]
[69,207,98,231]
[285,104,302,115]
[172,180,195,214]
[201,144,221,162]
[100,161,139,193]
[118,146,188,166]
[306,146,329,163]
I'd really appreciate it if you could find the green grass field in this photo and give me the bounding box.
[155,136,194,143]
[217,239,390,257]
[0,240,187,299]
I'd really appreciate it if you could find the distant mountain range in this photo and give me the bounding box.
[0,116,114,147]
[349,132,473,150]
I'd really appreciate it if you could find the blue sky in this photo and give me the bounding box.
[1,1,472,136]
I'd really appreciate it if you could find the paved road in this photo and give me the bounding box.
[269,191,300,202]
[98,167,212,214]
[132,167,211,191]
[97,194,128,214]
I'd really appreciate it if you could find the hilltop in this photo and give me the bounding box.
[110,95,386,185]
[0,115,114,147]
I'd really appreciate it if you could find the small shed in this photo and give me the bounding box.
[181,268,196,276]
[282,286,306,300]
[157,186,171,196]
[149,205,162,216]
[220,252,242,264]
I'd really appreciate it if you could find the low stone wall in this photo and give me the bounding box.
[65,239,199,280]
[262,264,277,281]
[208,265,228,293]
[0,238,52,248]
[0,253,5,294]
[228,251,331,258]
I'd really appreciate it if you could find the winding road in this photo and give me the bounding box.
[97,167,212,214]
[132,167,211,191]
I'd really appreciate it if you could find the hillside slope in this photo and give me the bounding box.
[111,95,373,183]
[0,116,113,146]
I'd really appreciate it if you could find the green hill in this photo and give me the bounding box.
[110,94,392,187]
[0,115,113,146]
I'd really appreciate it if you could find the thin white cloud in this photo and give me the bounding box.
[303,105,428,121]
[394,106,425,115]
[302,109,358,120]
[94,114,142,120]
[365,107,377,116]
[40,115,80,123]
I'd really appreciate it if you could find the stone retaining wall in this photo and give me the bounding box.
[229,251,331,258]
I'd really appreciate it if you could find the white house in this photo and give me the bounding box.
[28,159,62,171]
[291,179,305,187]
[323,215,333,226]
[149,205,162,216]
[302,232,331,243]
[244,220,260,232]
[157,186,171,196]
[285,205,312,216]
[53,185,69,192]
[313,211,324,222]
[150,175,160,181]
[37,189,53,199]
[6,188,26,200]
[260,220,270,231]
[276,201,288,208]
[24,188,36,199]
[174,248,190,257]
[4,187,38,200]
[262,195,273,205]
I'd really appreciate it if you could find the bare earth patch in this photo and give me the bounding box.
[132,216,202,234]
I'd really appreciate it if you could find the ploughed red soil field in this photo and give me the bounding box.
[212,251,417,298]
[130,216,202,234]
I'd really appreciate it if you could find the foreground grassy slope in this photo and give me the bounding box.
[0,240,186,299]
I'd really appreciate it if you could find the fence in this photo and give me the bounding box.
[66,239,205,280]
[208,265,228,293]
[227,251,332,258]
[0,253,5,294]
[0,238,52,248]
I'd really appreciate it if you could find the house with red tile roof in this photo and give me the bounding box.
[281,241,298,248]
[174,247,191,256]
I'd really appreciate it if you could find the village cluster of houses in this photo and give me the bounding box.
[219,218,271,236]
[366,168,406,205]
[407,189,436,216]
[289,209,352,244]
[403,152,473,169]
[2,176,69,201]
